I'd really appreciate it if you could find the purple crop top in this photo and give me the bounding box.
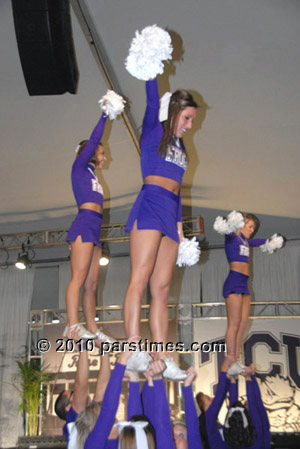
[71,113,108,208]
[225,233,266,263]
[140,79,187,184]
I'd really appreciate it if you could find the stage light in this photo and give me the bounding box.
[99,245,110,266]
[99,255,110,266]
[15,244,31,269]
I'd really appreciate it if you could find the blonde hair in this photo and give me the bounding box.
[118,416,156,449]
[236,212,259,236]
[119,426,155,449]
[75,401,100,449]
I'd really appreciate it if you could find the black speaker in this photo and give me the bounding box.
[12,0,79,95]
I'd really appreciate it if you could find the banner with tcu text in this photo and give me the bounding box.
[193,317,300,433]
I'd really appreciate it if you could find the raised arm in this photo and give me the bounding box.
[229,377,238,407]
[93,353,111,403]
[72,350,89,414]
[182,367,203,449]
[73,113,108,169]
[85,350,131,449]
[141,79,161,137]
[251,375,271,449]
[246,377,264,443]
[126,370,143,419]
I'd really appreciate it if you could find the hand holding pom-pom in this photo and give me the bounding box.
[260,234,284,254]
[125,25,173,81]
[176,237,201,267]
[98,90,126,120]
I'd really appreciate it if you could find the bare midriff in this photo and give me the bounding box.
[79,202,103,214]
[144,175,180,195]
[230,261,249,276]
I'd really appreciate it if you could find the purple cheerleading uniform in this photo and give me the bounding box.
[223,233,266,298]
[141,379,175,449]
[84,362,125,449]
[63,406,78,443]
[182,385,203,449]
[128,381,143,419]
[67,113,108,247]
[125,78,187,243]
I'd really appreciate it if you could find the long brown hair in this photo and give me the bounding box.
[158,89,198,157]
[76,139,103,164]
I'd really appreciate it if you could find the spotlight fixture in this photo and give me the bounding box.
[99,255,110,266]
[15,244,31,270]
[99,244,110,266]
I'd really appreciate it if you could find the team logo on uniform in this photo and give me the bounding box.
[239,245,249,256]
[91,179,103,195]
[165,145,187,169]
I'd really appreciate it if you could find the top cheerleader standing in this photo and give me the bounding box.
[214,210,283,375]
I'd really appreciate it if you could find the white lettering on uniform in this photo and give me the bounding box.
[239,245,249,257]
[165,145,187,169]
[91,179,103,195]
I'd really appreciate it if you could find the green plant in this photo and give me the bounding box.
[13,359,49,436]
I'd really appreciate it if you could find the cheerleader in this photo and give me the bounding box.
[214,211,283,375]
[124,25,198,379]
[64,92,125,341]
[204,362,271,449]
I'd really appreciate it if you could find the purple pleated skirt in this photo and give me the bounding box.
[223,271,250,298]
[67,209,103,247]
[125,184,180,243]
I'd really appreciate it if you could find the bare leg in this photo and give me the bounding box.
[82,246,102,333]
[235,294,251,361]
[123,222,162,340]
[225,293,243,364]
[149,236,178,360]
[65,236,94,329]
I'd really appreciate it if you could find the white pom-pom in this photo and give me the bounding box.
[213,216,231,235]
[98,90,126,120]
[176,237,201,267]
[260,234,284,254]
[125,25,173,81]
[227,211,245,232]
[213,211,244,235]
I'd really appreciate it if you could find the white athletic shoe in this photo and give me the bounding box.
[95,329,116,344]
[126,350,153,372]
[63,324,96,340]
[228,361,245,376]
[163,357,187,381]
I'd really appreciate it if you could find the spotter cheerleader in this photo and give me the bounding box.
[214,211,283,375]
[64,92,125,341]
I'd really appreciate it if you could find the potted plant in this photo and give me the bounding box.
[13,358,49,436]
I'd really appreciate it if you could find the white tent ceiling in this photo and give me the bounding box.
[1,0,299,253]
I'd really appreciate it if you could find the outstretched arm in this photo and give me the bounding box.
[72,350,89,414]
[141,79,161,137]
[126,370,143,419]
[251,374,271,449]
[74,113,108,169]
[229,376,238,407]
[93,353,111,403]
[182,367,203,449]
[85,350,131,449]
